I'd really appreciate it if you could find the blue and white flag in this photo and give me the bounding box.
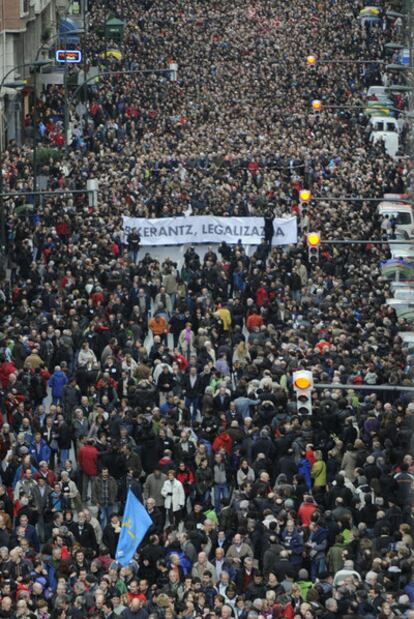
[115,489,152,566]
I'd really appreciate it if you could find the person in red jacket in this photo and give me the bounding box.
[0,356,17,389]
[255,284,269,307]
[246,308,263,332]
[212,431,233,456]
[297,495,318,528]
[79,438,98,501]
[176,462,195,504]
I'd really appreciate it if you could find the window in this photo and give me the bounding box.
[20,0,29,16]
[395,213,412,225]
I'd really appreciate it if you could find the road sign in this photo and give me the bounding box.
[55,50,82,64]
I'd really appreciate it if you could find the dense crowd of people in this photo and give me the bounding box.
[0,0,413,617]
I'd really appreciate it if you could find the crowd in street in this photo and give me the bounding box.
[0,0,413,618]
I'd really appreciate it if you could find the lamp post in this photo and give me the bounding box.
[0,60,51,256]
[33,27,85,155]
[31,61,53,203]
[0,79,25,256]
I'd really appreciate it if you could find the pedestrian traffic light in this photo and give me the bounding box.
[292,371,313,415]
[306,231,321,265]
[312,99,322,112]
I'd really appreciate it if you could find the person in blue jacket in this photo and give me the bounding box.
[29,432,51,467]
[298,453,312,491]
[48,365,68,404]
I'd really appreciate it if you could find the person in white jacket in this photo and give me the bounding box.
[161,469,185,528]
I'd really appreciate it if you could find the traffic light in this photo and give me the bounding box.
[292,371,313,415]
[306,231,321,265]
[299,189,311,203]
[299,189,311,219]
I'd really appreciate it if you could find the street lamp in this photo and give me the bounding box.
[35,27,85,61]
[384,42,405,51]
[386,85,414,93]
[34,27,85,155]
[386,64,414,70]
[0,60,51,255]
[60,28,85,155]
[2,81,26,89]
[0,58,52,144]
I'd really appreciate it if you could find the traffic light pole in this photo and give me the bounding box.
[0,189,95,197]
[314,383,414,393]
[318,239,414,245]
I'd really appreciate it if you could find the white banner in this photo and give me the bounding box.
[122,215,297,246]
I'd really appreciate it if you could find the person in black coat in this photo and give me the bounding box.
[69,510,97,553]
[264,210,274,247]
[102,513,121,557]
[146,498,164,535]
[251,429,276,462]
[56,414,72,466]
[182,368,204,421]
[271,549,296,580]
[0,515,9,548]
[62,377,81,417]
[213,386,231,414]
[326,475,353,508]
[245,570,267,601]
[139,534,165,584]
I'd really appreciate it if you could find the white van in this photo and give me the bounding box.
[370,131,399,158]
[385,298,414,322]
[398,331,414,352]
[384,193,411,201]
[394,288,414,302]
[391,281,414,294]
[370,116,400,157]
[377,202,414,236]
[370,116,400,133]
[390,245,414,260]
[367,86,388,99]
